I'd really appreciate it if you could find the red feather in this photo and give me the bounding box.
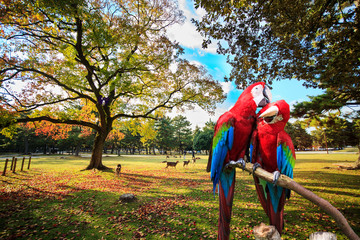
[218,177,236,239]
[251,100,295,235]
[208,82,270,239]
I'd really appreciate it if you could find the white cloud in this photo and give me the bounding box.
[289,100,299,112]
[165,1,238,129]
[165,81,241,130]
[194,3,207,17]
[272,94,282,101]
[220,81,232,94]
[167,0,218,53]
[188,60,203,67]
[167,105,228,129]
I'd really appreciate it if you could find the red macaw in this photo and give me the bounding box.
[250,100,296,235]
[207,82,272,240]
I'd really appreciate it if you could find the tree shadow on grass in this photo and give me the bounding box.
[295,171,360,193]
[0,186,221,240]
[1,165,359,240]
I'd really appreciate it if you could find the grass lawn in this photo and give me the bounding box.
[335,147,359,153]
[0,153,359,239]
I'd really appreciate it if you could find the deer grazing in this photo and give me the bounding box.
[192,157,200,164]
[183,160,190,167]
[163,161,179,168]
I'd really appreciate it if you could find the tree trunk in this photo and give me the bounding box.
[24,135,29,155]
[324,131,329,154]
[75,143,80,156]
[86,131,110,170]
[355,144,360,169]
[111,143,114,154]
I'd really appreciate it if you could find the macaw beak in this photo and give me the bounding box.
[259,105,279,123]
[259,105,279,118]
[258,85,272,107]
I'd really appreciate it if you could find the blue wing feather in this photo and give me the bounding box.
[210,123,234,195]
[277,139,296,200]
[249,129,258,164]
[249,143,254,163]
[266,137,296,213]
[277,142,295,179]
[227,126,234,150]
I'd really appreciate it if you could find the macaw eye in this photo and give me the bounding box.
[264,116,275,123]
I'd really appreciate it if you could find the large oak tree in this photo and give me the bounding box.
[0,0,225,169]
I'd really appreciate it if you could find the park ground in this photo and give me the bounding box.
[0,153,359,239]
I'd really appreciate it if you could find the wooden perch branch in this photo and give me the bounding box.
[229,162,360,240]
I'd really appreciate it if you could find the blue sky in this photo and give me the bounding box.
[182,46,324,105]
[167,1,324,128]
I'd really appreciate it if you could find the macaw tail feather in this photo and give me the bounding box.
[218,169,235,240]
[218,171,236,240]
[253,176,286,235]
[267,191,286,234]
[253,176,268,215]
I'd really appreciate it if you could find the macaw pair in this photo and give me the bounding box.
[251,99,296,235]
[208,82,295,239]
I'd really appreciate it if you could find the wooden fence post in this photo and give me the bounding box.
[12,158,17,173]
[21,157,25,171]
[10,156,15,171]
[2,159,9,176]
[27,156,32,170]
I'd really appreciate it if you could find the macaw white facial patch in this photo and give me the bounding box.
[251,85,265,106]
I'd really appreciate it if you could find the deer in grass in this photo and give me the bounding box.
[115,164,121,176]
[163,161,179,168]
[183,160,190,167]
[192,156,200,164]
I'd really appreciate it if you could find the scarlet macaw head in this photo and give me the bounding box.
[238,82,272,108]
[258,100,290,125]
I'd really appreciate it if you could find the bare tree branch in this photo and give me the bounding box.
[6,96,82,113]
[14,116,100,132]
[1,63,97,105]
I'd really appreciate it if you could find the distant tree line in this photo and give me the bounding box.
[1,114,358,155]
[0,116,215,155]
